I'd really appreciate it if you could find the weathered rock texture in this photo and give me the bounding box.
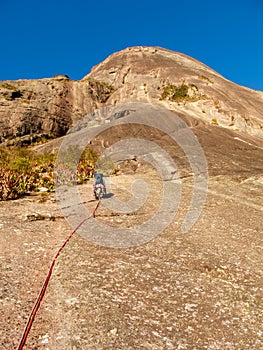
[1,46,263,146]
[0,75,114,146]
[86,46,263,139]
[1,47,263,350]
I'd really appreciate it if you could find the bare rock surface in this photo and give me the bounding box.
[1,121,262,349]
[1,46,263,349]
[1,46,263,147]
[0,77,114,146]
[86,46,263,139]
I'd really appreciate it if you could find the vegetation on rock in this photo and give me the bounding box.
[0,146,99,200]
[160,82,207,102]
[55,145,99,186]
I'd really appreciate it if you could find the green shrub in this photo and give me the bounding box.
[160,82,207,103]
[55,145,99,185]
[0,147,55,200]
[160,83,190,102]
[0,144,114,200]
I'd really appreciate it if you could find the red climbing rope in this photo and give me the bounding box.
[17,200,101,350]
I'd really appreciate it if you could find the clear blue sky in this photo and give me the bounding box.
[0,0,262,91]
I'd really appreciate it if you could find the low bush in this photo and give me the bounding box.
[0,145,99,200]
[0,147,55,200]
[160,82,207,102]
[160,83,189,101]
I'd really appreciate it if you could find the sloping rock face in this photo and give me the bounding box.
[0,76,114,146]
[1,48,263,350]
[85,46,263,139]
[1,46,263,146]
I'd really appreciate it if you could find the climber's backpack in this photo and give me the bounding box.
[94,172,103,185]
